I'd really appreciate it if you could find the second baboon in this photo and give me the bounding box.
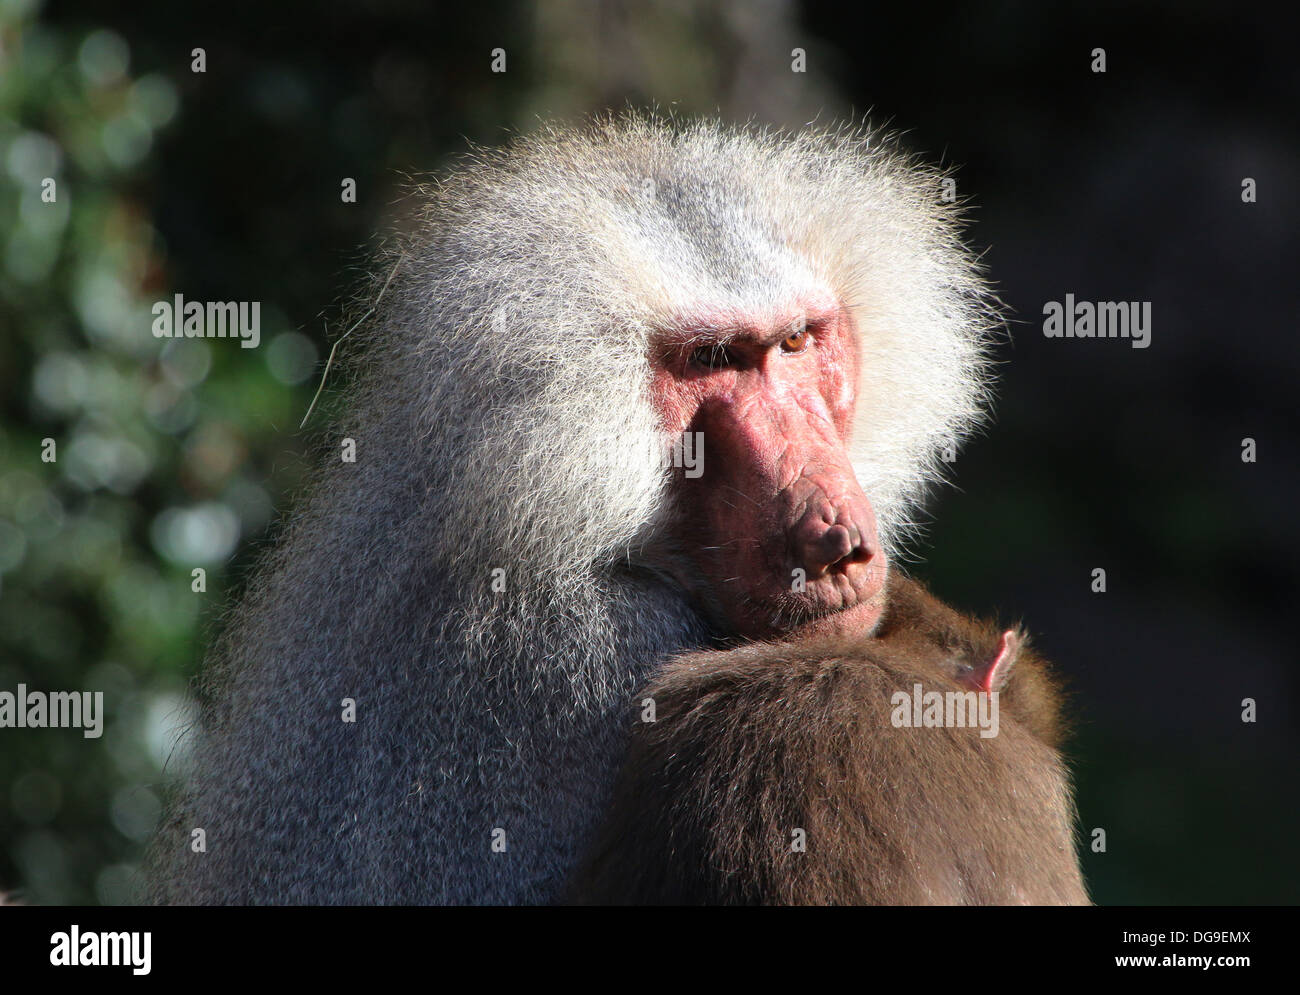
[570,573,1088,905]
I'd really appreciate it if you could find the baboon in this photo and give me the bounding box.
[149,113,1012,904]
[570,572,1089,905]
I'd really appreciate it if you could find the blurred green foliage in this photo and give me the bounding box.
[0,3,317,902]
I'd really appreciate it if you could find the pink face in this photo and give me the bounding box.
[651,301,888,640]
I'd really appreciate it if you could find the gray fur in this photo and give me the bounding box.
[148,112,999,904]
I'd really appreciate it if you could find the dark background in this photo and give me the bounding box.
[1,0,1295,904]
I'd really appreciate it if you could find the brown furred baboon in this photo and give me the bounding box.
[570,572,1088,905]
[148,113,1030,905]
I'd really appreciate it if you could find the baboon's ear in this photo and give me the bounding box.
[962,628,1020,693]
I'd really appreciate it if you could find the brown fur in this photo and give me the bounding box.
[873,572,1070,750]
[569,573,1088,905]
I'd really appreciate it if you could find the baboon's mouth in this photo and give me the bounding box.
[783,599,887,639]
[757,582,886,638]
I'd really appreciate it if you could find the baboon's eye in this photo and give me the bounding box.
[781,329,809,353]
[691,344,733,369]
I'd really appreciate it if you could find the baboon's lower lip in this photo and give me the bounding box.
[732,592,885,643]
[783,599,886,639]
[763,564,886,616]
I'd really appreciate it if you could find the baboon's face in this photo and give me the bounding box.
[650,297,887,639]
